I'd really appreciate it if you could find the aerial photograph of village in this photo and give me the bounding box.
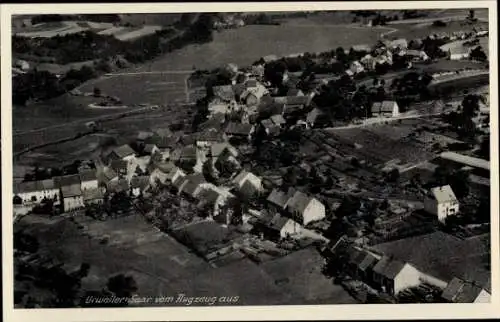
[10,8,492,307]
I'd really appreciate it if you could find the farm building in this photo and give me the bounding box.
[13,179,59,206]
[225,122,256,142]
[232,170,264,198]
[371,101,399,118]
[107,144,136,162]
[441,277,491,303]
[424,185,459,223]
[370,231,490,292]
[82,188,105,206]
[256,212,302,240]
[266,188,293,211]
[285,190,326,225]
[60,183,84,212]
[79,169,98,191]
[372,256,421,296]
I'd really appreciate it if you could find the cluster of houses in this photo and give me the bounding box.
[13,167,101,215]
[332,230,490,303]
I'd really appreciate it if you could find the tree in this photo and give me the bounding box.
[336,196,361,219]
[107,274,138,298]
[385,168,400,183]
[478,136,490,160]
[469,46,487,62]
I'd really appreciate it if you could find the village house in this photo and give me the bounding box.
[287,88,304,97]
[441,277,491,303]
[196,128,226,148]
[210,142,239,164]
[13,179,60,206]
[348,61,365,75]
[260,119,280,136]
[345,246,379,282]
[270,114,287,128]
[137,131,155,143]
[405,49,430,62]
[130,176,150,197]
[106,144,136,163]
[79,169,98,191]
[110,159,129,176]
[143,144,159,156]
[360,54,377,71]
[306,107,328,128]
[371,101,400,118]
[232,170,264,198]
[60,183,84,212]
[372,256,421,296]
[100,166,119,188]
[259,212,302,241]
[285,190,326,225]
[225,122,256,143]
[266,188,293,211]
[177,173,211,200]
[82,188,105,206]
[386,38,408,50]
[424,185,460,223]
[351,44,372,53]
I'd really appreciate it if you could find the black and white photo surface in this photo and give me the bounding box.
[1,1,499,321]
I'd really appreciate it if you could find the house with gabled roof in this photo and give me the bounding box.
[266,188,293,211]
[79,169,98,191]
[424,185,459,223]
[371,101,399,118]
[225,122,255,142]
[258,212,302,240]
[212,84,235,102]
[441,277,491,303]
[13,179,60,206]
[130,176,150,197]
[82,188,105,206]
[60,183,84,212]
[107,144,136,162]
[176,173,208,199]
[260,119,280,136]
[285,190,326,225]
[270,114,287,127]
[232,170,264,198]
[372,256,421,296]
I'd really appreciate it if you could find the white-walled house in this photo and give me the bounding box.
[107,144,136,163]
[441,277,491,303]
[424,185,459,223]
[79,169,98,191]
[285,191,325,225]
[13,179,59,205]
[232,170,263,197]
[372,257,421,295]
[371,101,400,118]
[61,184,84,212]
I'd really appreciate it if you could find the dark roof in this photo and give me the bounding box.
[180,145,197,160]
[130,176,150,189]
[268,213,292,231]
[14,179,57,194]
[261,119,275,129]
[246,79,258,88]
[180,174,207,197]
[197,187,221,205]
[61,183,82,198]
[143,144,158,154]
[102,167,118,181]
[270,114,286,125]
[372,256,407,279]
[225,122,254,136]
[239,180,259,198]
[79,169,97,182]
[198,114,226,132]
[210,142,238,158]
[266,189,291,209]
[180,134,197,146]
[306,108,326,123]
[287,88,303,96]
[155,135,179,149]
[110,159,128,172]
[109,144,135,159]
[54,174,81,188]
[371,231,491,287]
[152,127,173,138]
[441,277,487,303]
[232,83,246,97]
[286,191,312,215]
[82,188,105,201]
[196,128,225,142]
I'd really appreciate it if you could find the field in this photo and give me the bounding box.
[388,19,488,40]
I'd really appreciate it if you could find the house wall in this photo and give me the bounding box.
[63,196,84,212]
[303,198,326,225]
[393,264,421,295]
[81,179,98,191]
[424,197,438,216]
[437,201,460,223]
[132,187,141,197]
[17,188,59,205]
[123,155,135,162]
[474,289,491,303]
[418,272,448,289]
[280,220,302,238]
[392,103,400,117]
